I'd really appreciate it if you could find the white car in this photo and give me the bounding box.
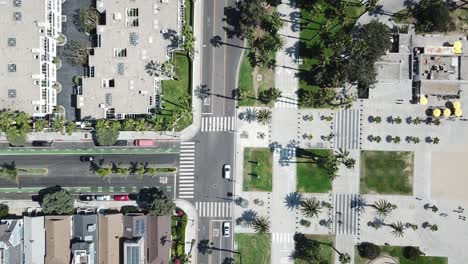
[95,195,112,201]
[223,164,231,179]
[223,221,231,237]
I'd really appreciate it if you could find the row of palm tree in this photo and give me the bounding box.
[351,197,397,217]
[240,108,272,125]
[92,162,174,179]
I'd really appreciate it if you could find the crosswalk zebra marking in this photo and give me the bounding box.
[178,141,196,199]
[272,233,295,244]
[195,202,232,218]
[201,116,235,132]
[274,96,299,109]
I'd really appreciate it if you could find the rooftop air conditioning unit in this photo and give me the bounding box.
[99,104,105,108]
[113,12,122,20]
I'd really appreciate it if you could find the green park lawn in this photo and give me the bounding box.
[296,148,333,193]
[295,235,335,264]
[298,1,365,108]
[360,151,413,195]
[243,148,272,192]
[160,52,192,131]
[235,233,271,264]
[355,246,448,264]
[238,54,256,107]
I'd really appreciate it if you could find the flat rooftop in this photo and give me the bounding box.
[79,0,179,119]
[0,0,47,115]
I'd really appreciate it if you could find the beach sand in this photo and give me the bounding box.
[432,150,468,205]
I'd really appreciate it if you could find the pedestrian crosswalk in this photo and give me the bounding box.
[272,232,295,244]
[195,201,232,218]
[333,109,361,150]
[201,116,235,132]
[274,96,298,108]
[178,142,195,199]
[331,193,359,235]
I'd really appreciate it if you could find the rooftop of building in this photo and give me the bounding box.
[72,214,98,264]
[98,214,123,264]
[0,219,24,264]
[45,215,71,264]
[0,0,55,116]
[23,216,45,264]
[79,0,179,119]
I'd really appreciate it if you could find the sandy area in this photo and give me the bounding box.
[432,149,468,205]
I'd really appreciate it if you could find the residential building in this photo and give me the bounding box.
[98,214,123,264]
[72,215,99,264]
[23,216,45,264]
[76,0,180,120]
[45,216,71,264]
[0,219,23,264]
[0,0,62,117]
[122,214,171,264]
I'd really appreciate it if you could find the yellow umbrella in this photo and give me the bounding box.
[455,108,463,117]
[443,108,451,117]
[453,41,463,54]
[453,101,461,109]
[433,108,441,117]
[420,96,428,105]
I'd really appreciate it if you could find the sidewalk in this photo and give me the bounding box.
[175,199,198,264]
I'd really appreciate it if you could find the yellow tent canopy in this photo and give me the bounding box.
[420,96,428,105]
[443,108,451,117]
[453,41,463,54]
[455,108,463,117]
[433,108,441,117]
[453,101,461,109]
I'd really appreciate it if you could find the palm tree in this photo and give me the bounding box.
[372,199,394,216]
[96,167,111,178]
[433,137,440,144]
[134,164,146,179]
[244,108,258,123]
[374,116,382,123]
[413,117,422,125]
[390,221,405,237]
[134,118,148,132]
[256,109,272,125]
[145,167,158,177]
[34,119,48,132]
[252,216,270,234]
[52,116,66,132]
[374,136,381,143]
[413,137,420,144]
[182,25,195,55]
[430,224,439,231]
[394,116,402,124]
[393,136,401,144]
[300,197,322,218]
[351,196,368,213]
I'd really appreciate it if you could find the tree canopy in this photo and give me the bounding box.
[137,187,174,216]
[40,187,75,215]
[0,204,9,219]
[94,120,120,146]
[412,0,454,32]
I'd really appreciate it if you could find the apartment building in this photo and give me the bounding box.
[0,0,61,117]
[77,0,180,120]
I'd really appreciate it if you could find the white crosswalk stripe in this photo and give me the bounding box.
[274,96,298,108]
[195,201,233,218]
[332,193,360,235]
[178,142,196,199]
[272,233,295,244]
[201,116,235,132]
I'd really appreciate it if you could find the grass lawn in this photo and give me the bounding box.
[235,233,271,264]
[243,148,272,192]
[355,246,448,264]
[238,54,256,107]
[295,235,335,264]
[296,148,333,193]
[298,1,364,108]
[160,52,192,131]
[360,151,413,195]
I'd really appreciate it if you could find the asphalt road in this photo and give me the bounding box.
[0,154,179,188]
[195,0,244,263]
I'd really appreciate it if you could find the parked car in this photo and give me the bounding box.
[80,155,94,162]
[79,194,94,201]
[223,221,231,237]
[32,140,53,147]
[223,164,231,179]
[114,195,129,201]
[134,139,156,147]
[95,195,112,201]
[113,140,128,146]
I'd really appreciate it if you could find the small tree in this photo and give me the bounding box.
[95,120,120,146]
[34,119,48,131]
[403,246,422,260]
[252,216,270,234]
[256,109,272,125]
[0,204,9,219]
[182,25,195,55]
[258,87,282,104]
[300,197,322,218]
[65,122,75,135]
[357,242,380,259]
[65,41,89,65]
[41,189,75,215]
[79,7,101,33]
[121,205,139,214]
[138,187,174,216]
[6,130,27,147]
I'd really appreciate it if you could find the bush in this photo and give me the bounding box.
[7,131,27,147]
[0,204,9,219]
[299,219,311,227]
[121,205,139,214]
[358,242,380,259]
[403,246,422,260]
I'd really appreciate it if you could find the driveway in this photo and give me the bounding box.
[57,0,94,121]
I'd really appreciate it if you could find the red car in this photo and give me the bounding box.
[114,195,129,201]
